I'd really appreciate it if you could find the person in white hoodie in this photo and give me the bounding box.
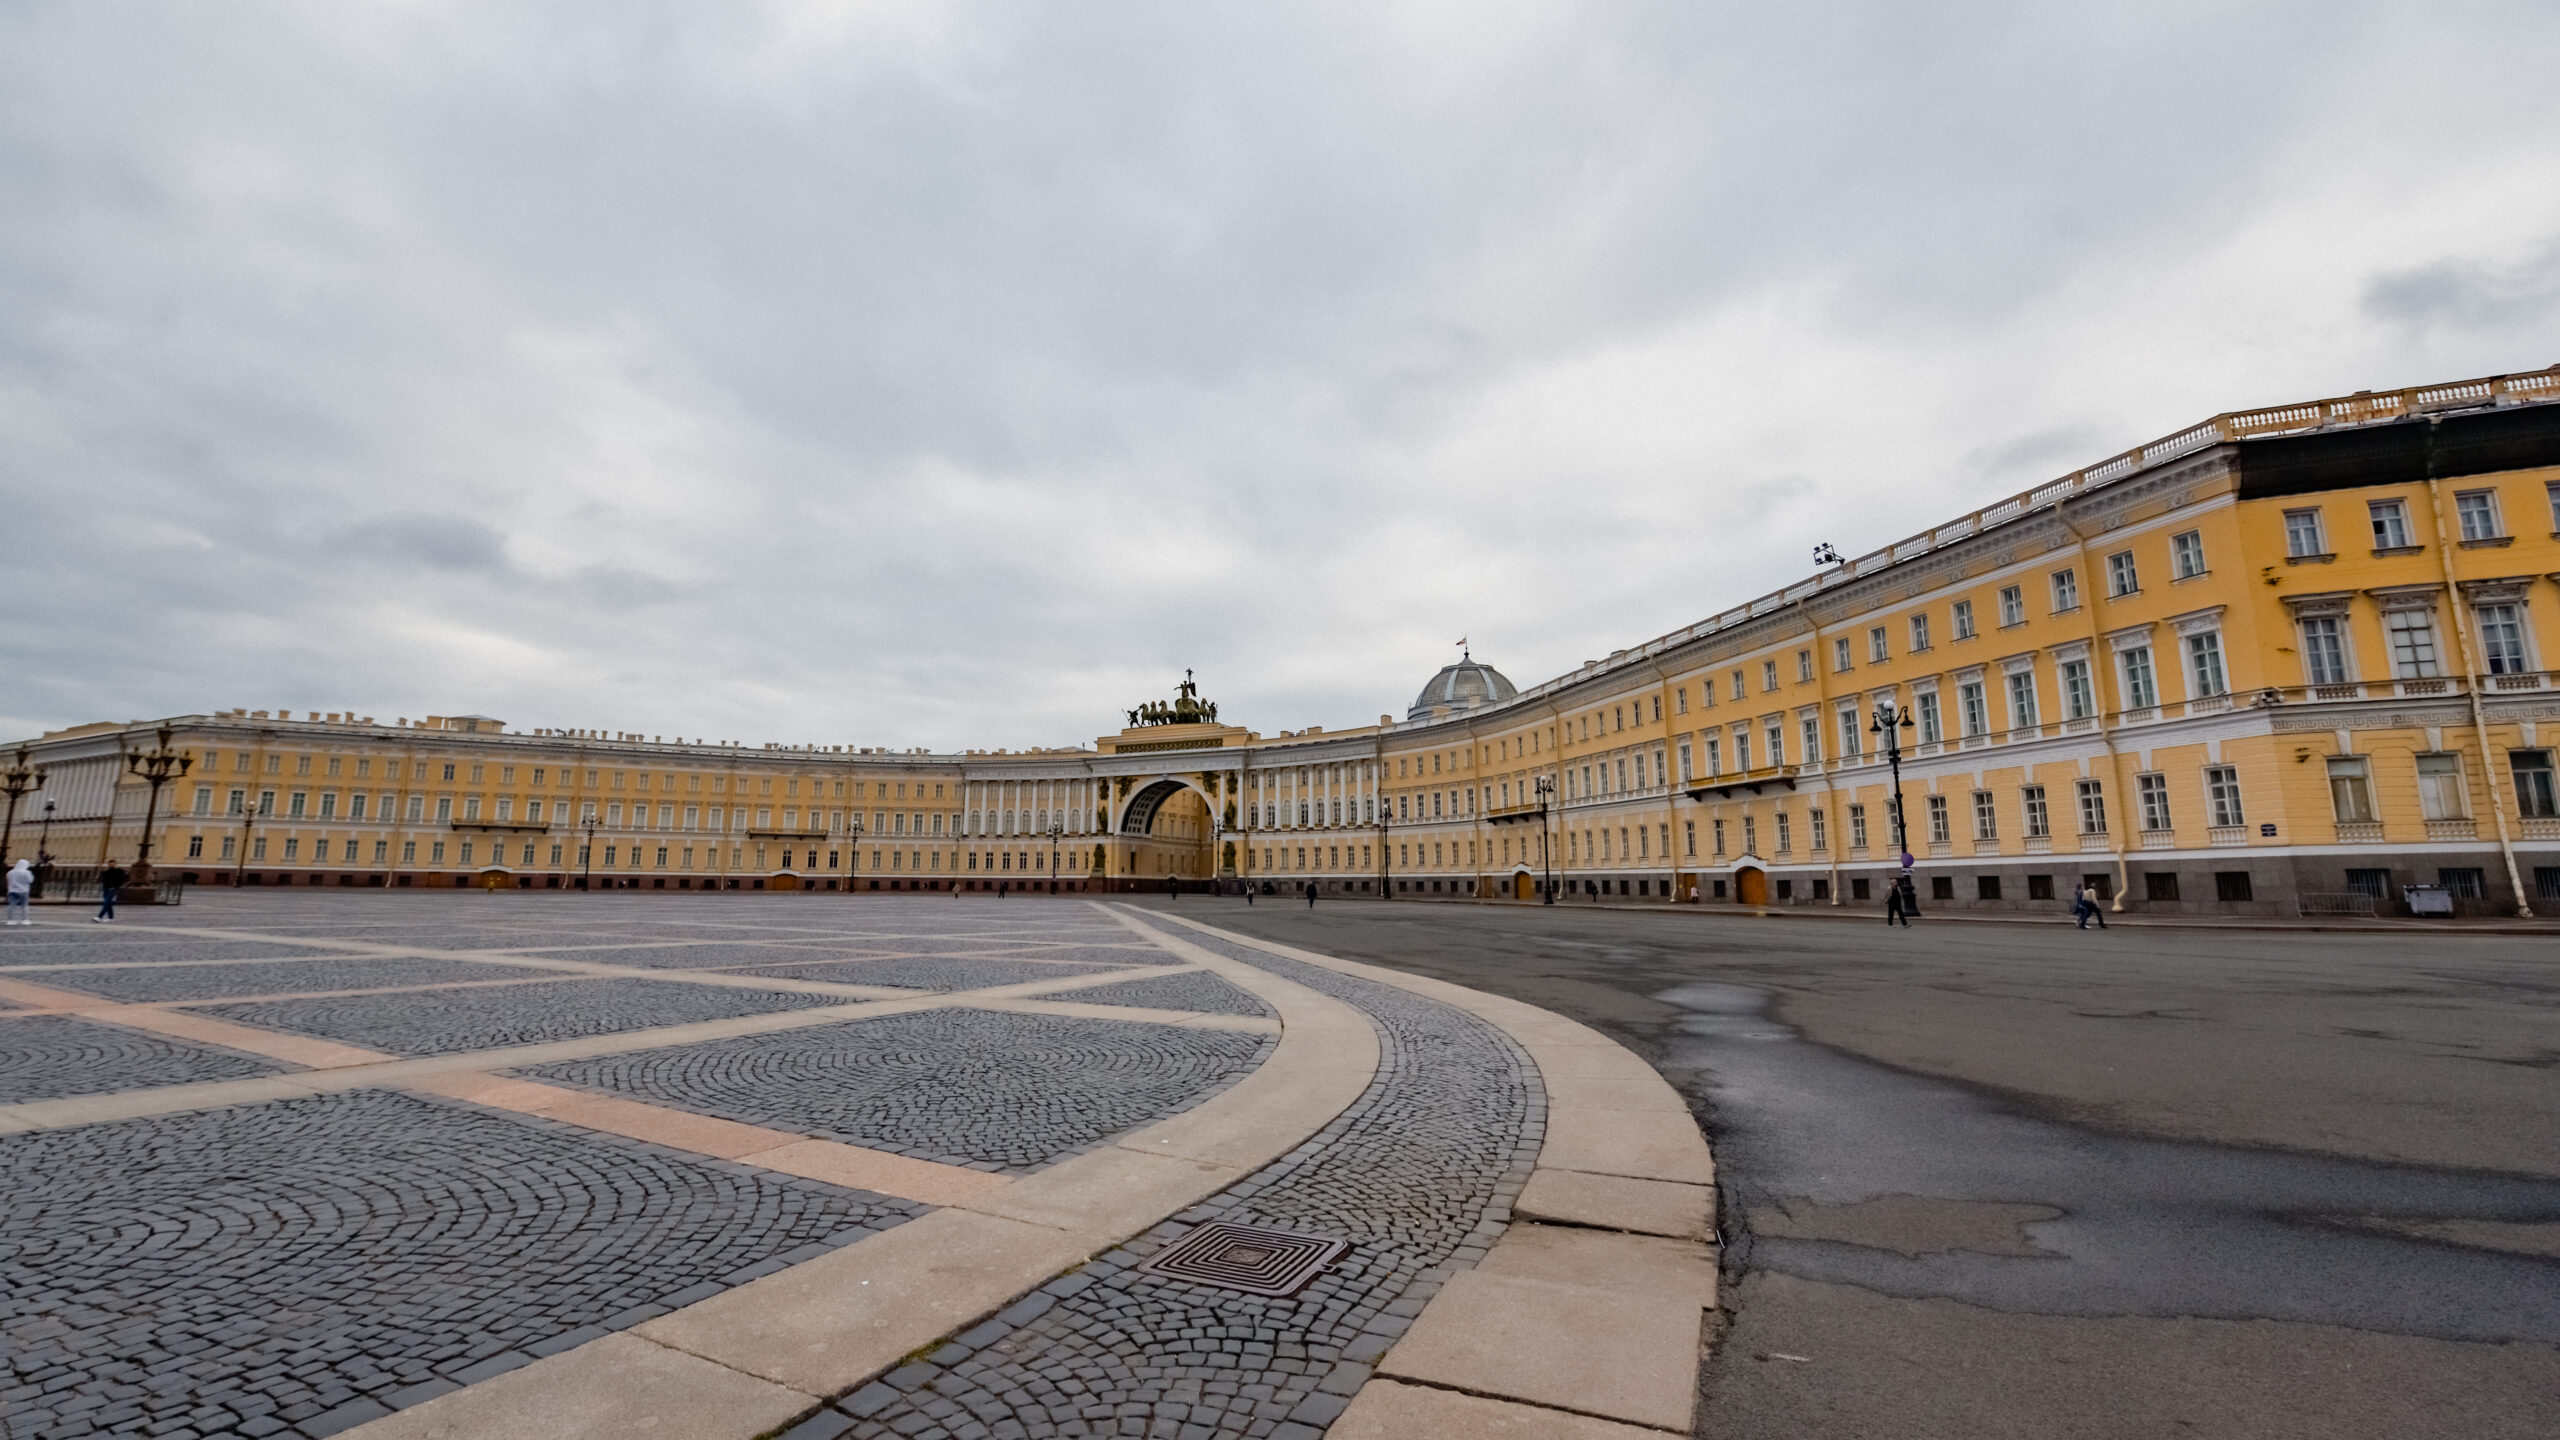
[5,858,32,925]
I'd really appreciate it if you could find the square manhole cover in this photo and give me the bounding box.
[1136,1222,1350,1297]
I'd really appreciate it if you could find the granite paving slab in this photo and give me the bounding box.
[818,928,1541,1440]
[1030,968,1274,1017]
[193,977,848,1056]
[0,1089,918,1439]
[0,1013,291,1104]
[521,1008,1273,1173]
[14,956,562,1002]
[0,938,329,965]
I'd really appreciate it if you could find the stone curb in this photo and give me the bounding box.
[1150,911,1720,1437]
[336,902,1381,1440]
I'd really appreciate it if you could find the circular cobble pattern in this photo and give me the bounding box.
[522,1009,1274,1173]
[813,929,1543,1440]
[14,957,560,1003]
[0,1015,288,1105]
[0,1088,918,1440]
[1034,970,1273,1018]
[716,957,1126,992]
[194,977,849,1056]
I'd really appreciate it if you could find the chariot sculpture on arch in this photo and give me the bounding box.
[1128,670,1220,727]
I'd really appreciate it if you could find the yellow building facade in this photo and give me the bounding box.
[8,366,2557,915]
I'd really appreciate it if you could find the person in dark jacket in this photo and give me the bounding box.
[1303,880,1317,908]
[1893,874,1919,923]
[95,863,128,922]
[1884,878,1910,926]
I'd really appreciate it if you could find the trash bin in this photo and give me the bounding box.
[2402,884,2454,917]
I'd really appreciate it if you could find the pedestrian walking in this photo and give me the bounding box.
[1304,880,1317,908]
[1894,874,1919,923]
[997,880,1008,899]
[1166,874,1179,901]
[6,858,31,925]
[1884,877,1910,927]
[2073,883,2109,929]
[94,863,127,922]
[1244,883,1255,905]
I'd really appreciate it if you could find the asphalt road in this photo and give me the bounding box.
[1124,896,2560,1440]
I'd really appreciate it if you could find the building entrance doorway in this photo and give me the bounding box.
[1512,870,1534,900]
[1735,865,1769,906]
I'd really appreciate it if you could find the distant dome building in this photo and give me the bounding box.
[1407,650,1518,722]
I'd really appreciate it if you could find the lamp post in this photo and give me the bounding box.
[1534,774,1557,904]
[1046,820,1063,892]
[123,724,193,883]
[1,747,44,868]
[233,797,260,888]
[1868,701,1918,890]
[579,815,599,891]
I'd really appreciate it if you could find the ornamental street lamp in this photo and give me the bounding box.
[1533,774,1557,905]
[1,747,45,868]
[123,724,193,882]
[845,815,863,889]
[233,797,260,889]
[579,815,600,891]
[1046,821,1063,890]
[1868,700,1918,886]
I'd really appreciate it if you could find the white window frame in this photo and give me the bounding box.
[2455,489,2503,542]
[2369,499,2412,550]
[2284,507,2327,557]
[2107,549,2139,596]
[2169,531,2204,580]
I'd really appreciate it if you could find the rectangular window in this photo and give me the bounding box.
[2511,750,2558,819]
[2549,481,2560,532]
[1800,716,1820,764]
[2138,772,2172,831]
[2215,871,2255,903]
[2022,785,2050,838]
[2370,499,2412,549]
[2476,604,2528,674]
[2185,632,2228,698]
[1927,794,1951,843]
[2145,871,2180,901]
[1910,613,1932,652]
[1797,650,1814,683]
[2455,489,2502,541]
[2060,658,2094,719]
[1678,743,1692,782]
[1952,600,1975,640]
[2076,779,2108,834]
[1849,804,1868,849]
[1971,790,1997,841]
[2301,617,2349,685]
[1998,585,2025,627]
[1917,690,1943,744]
[288,792,307,817]
[2169,531,2204,580]
[1810,809,1827,851]
[1763,660,1779,692]
[2284,508,2326,557]
[2385,610,2442,678]
[2205,765,2245,827]
[2050,568,2079,613]
[1766,722,1784,767]
[1834,637,1854,672]
[348,794,366,820]
[1837,708,1862,758]
[1869,626,1890,663]
[1775,813,1792,852]
[1732,670,1746,701]
[2007,670,2039,730]
[2417,753,2469,820]
[2107,550,2139,596]
[191,786,211,816]
[2328,757,2376,823]
[1977,875,2003,901]
[2439,867,2485,899]
[1958,681,1988,737]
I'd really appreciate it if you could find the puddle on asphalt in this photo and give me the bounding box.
[1659,982,2560,1344]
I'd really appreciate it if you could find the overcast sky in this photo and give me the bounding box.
[5,2,2556,750]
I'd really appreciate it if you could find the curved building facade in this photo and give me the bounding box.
[9,365,2560,916]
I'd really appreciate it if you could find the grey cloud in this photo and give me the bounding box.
[3,3,2558,748]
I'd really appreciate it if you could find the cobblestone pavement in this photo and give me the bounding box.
[800,925,1543,1440]
[0,1014,288,1104]
[1039,969,1274,1017]
[521,1007,1275,1172]
[712,956,1126,992]
[7,957,560,1003]
[2,898,1551,1440]
[0,1090,918,1440]
[194,976,850,1055]
[0,939,328,965]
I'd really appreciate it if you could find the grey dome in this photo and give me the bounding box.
[1407,656,1518,721]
